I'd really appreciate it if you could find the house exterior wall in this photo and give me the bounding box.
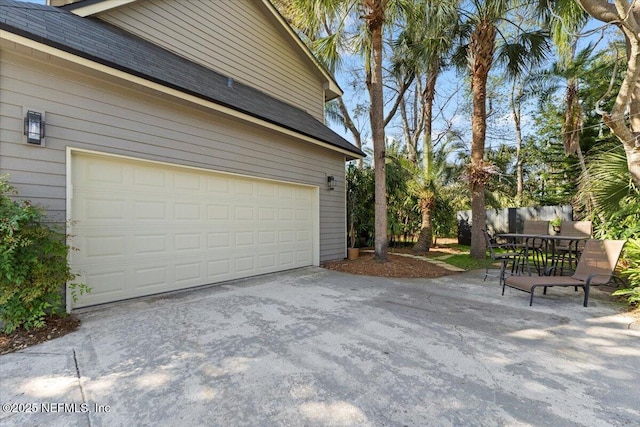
[0,47,346,262]
[97,0,326,122]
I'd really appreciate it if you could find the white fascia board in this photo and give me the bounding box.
[65,0,138,17]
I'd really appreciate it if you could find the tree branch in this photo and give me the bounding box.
[574,0,620,23]
[384,74,415,127]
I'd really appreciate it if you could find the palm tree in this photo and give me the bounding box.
[275,0,412,262]
[454,0,549,258]
[409,139,465,251]
[525,42,615,218]
[392,0,460,252]
[362,0,391,261]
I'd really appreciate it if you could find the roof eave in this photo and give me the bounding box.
[0,28,363,160]
[61,0,137,16]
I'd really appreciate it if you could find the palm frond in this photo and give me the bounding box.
[311,32,343,72]
[578,147,637,215]
[495,30,550,79]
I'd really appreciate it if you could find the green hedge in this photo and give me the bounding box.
[0,176,89,333]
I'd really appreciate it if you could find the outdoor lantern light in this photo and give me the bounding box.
[24,110,45,145]
[327,175,336,190]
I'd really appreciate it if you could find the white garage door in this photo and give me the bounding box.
[69,152,317,308]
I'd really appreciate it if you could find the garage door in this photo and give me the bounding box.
[69,152,317,308]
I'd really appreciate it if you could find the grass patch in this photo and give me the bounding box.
[434,243,494,270]
[443,254,493,270]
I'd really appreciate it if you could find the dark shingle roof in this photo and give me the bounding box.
[0,0,363,158]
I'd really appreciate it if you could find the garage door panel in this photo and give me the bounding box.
[258,231,276,244]
[258,254,276,268]
[258,207,276,221]
[234,232,254,246]
[133,166,166,188]
[174,203,201,221]
[135,266,169,289]
[207,176,230,193]
[82,270,125,297]
[207,232,230,248]
[71,153,315,308]
[279,230,295,243]
[235,181,255,195]
[174,171,202,191]
[174,262,202,283]
[208,205,230,220]
[134,234,168,255]
[133,201,167,220]
[279,208,294,221]
[279,252,295,266]
[79,197,127,221]
[258,182,276,197]
[207,259,231,277]
[84,235,127,258]
[81,157,126,184]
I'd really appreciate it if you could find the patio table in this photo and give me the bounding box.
[496,233,589,276]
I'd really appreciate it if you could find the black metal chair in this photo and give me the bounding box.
[482,229,521,287]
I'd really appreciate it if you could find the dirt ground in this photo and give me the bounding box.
[0,314,80,355]
[322,238,465,278]
[322,251,459,278]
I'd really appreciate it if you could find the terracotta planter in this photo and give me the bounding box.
[347,247,360,260]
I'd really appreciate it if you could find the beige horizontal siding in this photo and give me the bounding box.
[0,48,346,262]
[98,0,326,122]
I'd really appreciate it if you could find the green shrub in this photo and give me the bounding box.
[594,195,640,308]
[612,239,640,307]
[0,176,89,333]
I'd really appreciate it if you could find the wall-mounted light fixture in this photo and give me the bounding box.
[24,110,45,145]
[327,175,336,190]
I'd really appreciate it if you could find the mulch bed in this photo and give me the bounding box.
[0,314,81,356]
[322,252,458,278]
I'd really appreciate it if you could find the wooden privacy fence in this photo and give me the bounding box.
[457,205,573,245]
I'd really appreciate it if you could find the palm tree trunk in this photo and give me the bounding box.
[469,21,495,259]
[510,80,523,204]
[413,198,434,252]
[365,0,388,261]
[412,67,439,253]
[563,79,581,155]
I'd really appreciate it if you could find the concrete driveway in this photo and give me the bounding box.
[1,268,639,426]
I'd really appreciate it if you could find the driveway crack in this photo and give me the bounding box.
[73,349,91,427]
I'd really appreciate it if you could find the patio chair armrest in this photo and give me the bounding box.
[543,266,556,276]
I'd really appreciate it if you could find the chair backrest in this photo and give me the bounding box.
[572,240,625,284]
[482,229,497,258]
[560,221,592,238]
[522,220,549,235]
